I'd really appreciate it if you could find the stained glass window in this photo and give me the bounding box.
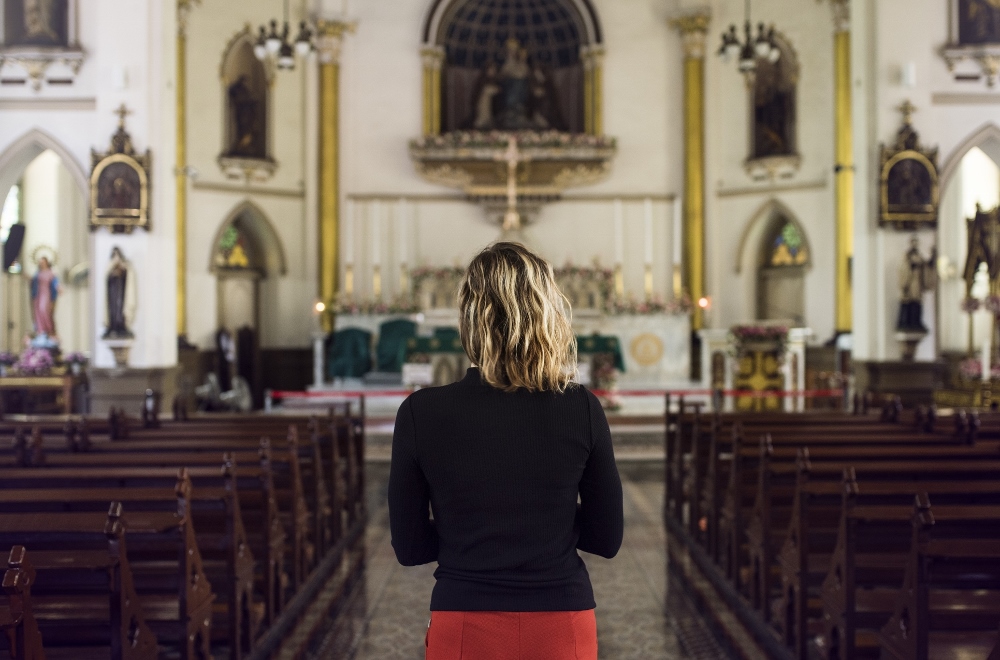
[214,224,252,270]
[769,222,808,267]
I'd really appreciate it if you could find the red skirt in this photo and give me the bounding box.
[425,610,597,660]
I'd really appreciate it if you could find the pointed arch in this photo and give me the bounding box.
[209,200,287,276]
[940,122,1000,190]
[735,198,812,274]
[0,129,88,200]
[421,0,603,47]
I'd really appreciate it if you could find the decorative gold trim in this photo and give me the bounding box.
[89,153,150,231]
[679,43,707,330]
[319,58,340,332]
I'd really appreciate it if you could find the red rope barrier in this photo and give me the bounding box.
[268,388,845,401]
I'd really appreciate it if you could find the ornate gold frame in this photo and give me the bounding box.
[90,110,152,233]
[878,104,939,230]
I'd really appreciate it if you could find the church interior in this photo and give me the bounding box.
[3,0,1000,658]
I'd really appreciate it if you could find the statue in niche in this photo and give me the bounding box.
[752,56,795,158]
[896,237,937,333]
[226,75,266,159]
[30,252,60,340]
[104,247,136,339]
[959,0,1000,44]
[470,38,561,131]
[4,0,67,47]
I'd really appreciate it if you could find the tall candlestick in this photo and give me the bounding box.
[983,328,993,383]
[344,199,355,265]
[371,200,381,267]
[672,196,682,266]
[397,198,408,266]
[643,198,653,267]
[613,199,624,266]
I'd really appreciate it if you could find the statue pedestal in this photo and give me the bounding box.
[104,339,134,368]
[895,330,928,362]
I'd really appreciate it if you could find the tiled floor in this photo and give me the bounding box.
[313,461,726,659]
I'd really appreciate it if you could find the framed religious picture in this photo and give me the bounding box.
[3,0,70,47]
[879,101,939,230]
[90,105,151,234]
[955,0,1000,45]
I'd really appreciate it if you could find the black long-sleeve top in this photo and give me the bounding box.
[389,367,624,612]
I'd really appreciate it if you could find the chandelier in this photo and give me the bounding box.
[253,0,314,71]
[717,0,780,72]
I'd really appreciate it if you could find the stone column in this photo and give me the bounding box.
[672,14,710,332]
[581,45,606,135]
[831,0,853,334]
[176,0,197,345]
[421,46,445,136]
[316,20,353,333]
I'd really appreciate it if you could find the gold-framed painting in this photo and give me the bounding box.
[879,102,939,230]
[90,106,151,234]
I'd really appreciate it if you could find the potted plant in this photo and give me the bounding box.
[17,347,55,377]
[64,352,88,376]
[0,352,17,377]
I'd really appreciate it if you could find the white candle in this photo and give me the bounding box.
[643,198,654,266]
[983,332,992,383]
[613,199,624,266]
[397,198,408,266]
[344,199,354,266]
[672,196,682,266]
[372,200,381,267]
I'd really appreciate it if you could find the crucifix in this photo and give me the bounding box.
[114,104,133,129]
[497,136,529,231]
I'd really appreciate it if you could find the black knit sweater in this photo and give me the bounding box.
[389,368,624,612]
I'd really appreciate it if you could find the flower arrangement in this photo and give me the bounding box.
[411,130,617,151]
[0,352,17,367]
[16,347,54,376]
[961,297,982,314]
[410,266,466,292]
[958,357,1000,381]
[728,325,790,362]
[606,294,692,316]
[985,295,1000,316]
[332,295,420,316]
[63,352,88,365]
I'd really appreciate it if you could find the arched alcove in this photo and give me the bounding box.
[425,0,602,134]
[0,132,91,354]
[937,125,1000,355]
[736,199,812,326]
[210,201,286,277]
[219,29,270,163]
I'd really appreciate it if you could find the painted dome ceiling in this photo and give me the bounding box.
[441,0,586,68]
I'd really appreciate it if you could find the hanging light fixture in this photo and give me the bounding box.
[717,0,780,72]
[254,0,314,71]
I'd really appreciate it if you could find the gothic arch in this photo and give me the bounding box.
[0,129,88,201]
[735,198,812,274]
[421,0,603,47]
[209,200,287,276]
[939,122,1000,189]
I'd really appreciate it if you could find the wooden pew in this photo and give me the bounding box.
[0,546,45,660]
[877,495,1000,660]
[0,509,159,660]
[0,462,261,660]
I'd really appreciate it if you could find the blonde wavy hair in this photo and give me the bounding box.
[459,242,577,393]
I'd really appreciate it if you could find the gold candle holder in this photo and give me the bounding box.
[373,265,382,299]
[644,264,653,299]
[614,264,624,298]
[672,264,683,299]
[400,263,410,295]
[344,264,354,296]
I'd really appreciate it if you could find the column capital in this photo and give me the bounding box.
[177,0,199,36]
[316,19,356,65]
[671,13,711,59]
[420,45,446,70]
[823,0,850,33]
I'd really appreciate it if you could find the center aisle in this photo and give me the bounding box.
[314,461,727,659]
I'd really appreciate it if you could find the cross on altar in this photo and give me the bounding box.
[497,136,529,231]
[114,104,133,128]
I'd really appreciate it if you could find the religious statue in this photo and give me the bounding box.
[24,0,59,42]
[896,237,937,333]
[103,247,136,339]
[499,39,531,129]
[473,64,501,130]
[753,62,794,158]
[226,75,266,158]
[30,252,60,340]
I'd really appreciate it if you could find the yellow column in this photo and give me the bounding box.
[672,14,710,331]
[580,46,605,136]
[582,50,594,134]
[421,47,444,136]
[316,21,354,333]
[176,0,197,344]
[832,1,853,333]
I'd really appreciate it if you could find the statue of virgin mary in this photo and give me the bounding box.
[103,247,136,339]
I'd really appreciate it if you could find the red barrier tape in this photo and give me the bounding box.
[268,388,845,400]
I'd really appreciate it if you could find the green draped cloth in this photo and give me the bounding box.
[326,327,373,379]
[377,319,418,373]
[576,334,626,372]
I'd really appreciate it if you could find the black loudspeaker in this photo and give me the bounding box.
[3,224,25,271]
